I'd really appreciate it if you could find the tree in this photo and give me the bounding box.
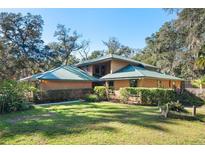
[52,24,85,65]
[134,22,184,75]
[196,45,205,70]
[0,12,46,79]
[88,50,105,60]
[78,40,90,61]
[192,76,205,93]
[103,37,135,57]
[174,9,205,53]
[47,42,80,69]
[66,55,80,65]
[196,56,205,70]
[134,9,205,79]
[103,37,121,55]
[168,9,205,77]
[118,45,136,58]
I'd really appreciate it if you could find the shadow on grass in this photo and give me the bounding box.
[167,111,205,122]
[0,102,199,141]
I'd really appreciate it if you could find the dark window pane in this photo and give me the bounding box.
[95,66,99,74]
[130,79,138,87]
[109,81,114,87]
[101,65,106,75]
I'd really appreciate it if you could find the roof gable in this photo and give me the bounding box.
[116,64,145,73]
[20,65,98,82]
[101,65,183,81]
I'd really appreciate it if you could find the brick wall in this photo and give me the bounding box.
[112,78,182,90]
[138,78,158,88]
[34,88,92,103]
[114,80,130,90]
[40,80,92,91]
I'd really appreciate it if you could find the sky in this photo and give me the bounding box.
[0,8,176,52]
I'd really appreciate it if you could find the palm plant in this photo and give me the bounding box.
[191,76,205,93]
[196,55,205,69]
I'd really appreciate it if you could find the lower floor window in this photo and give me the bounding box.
[130,79,138,87]
[157,80,162,88]
[108,81,114,87]
[169,80,171,88]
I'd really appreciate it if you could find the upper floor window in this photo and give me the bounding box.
[83,66,89,72]
[94,64,107,77]
[95,66,100,74]
[101,65,106,75]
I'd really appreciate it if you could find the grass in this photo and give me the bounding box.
[0,101,205,144]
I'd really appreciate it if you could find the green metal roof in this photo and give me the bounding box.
[76,54,157,69]
[101,65,183,81]
[20,65,99,82]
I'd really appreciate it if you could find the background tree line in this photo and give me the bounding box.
[0,12,136,80]
[134,9,205,80]
[0,9,205,80]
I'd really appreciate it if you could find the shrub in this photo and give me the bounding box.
[119,88,130,102]
[94,86,107,101]
[0,80,34,114]
[169,101,186,112]
[108,86,114,94]
[119,87,204,106]
[168,101,186,112]
[85,94,99,102]
[119,87,177,105]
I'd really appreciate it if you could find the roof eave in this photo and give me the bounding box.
[76,54,157,69]
[76,58,112,67]
[38,78,99,82]
[101,76,184,81]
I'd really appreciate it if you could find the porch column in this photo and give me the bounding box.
[105,81,109,88]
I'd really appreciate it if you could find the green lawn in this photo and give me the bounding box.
[0,102,205,144]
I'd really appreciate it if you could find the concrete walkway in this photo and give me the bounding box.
[35,99,85,106]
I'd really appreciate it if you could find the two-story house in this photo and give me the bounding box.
[21,54,183,102]
[76,54,183,90]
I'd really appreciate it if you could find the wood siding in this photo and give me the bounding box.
[40,80,92,91]
[110,60,129,73]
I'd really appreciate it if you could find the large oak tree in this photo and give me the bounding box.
[0,12,46,79]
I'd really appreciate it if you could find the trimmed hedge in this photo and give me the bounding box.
[119,87,204,106]
[119,87,177,105]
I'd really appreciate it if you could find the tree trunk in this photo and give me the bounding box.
[192,105,196,116]
[164,104,169,118]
